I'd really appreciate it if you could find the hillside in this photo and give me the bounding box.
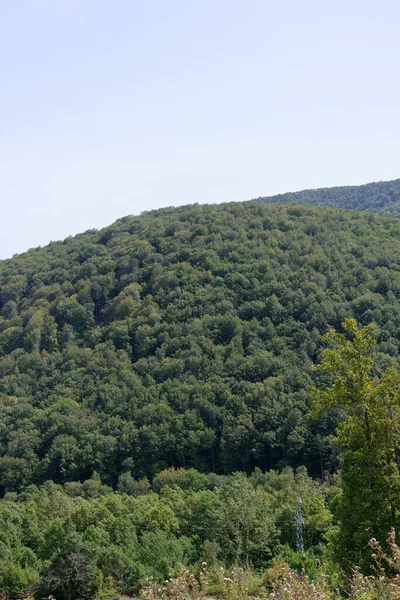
[254,178,400,216]
[1,202,400,492]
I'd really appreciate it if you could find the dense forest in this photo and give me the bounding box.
[255,177,400,217]
[0,466,337,599]
[2,201,400,597]
[3,202,400,489]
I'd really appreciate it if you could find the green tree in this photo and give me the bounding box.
[36,532,102,600]
[0,563,39,598]
[311,318,400,570]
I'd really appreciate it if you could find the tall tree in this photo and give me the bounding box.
[311,319,400,570]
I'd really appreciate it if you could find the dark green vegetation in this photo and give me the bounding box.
[2,202,400,488]
[255,177,400,217]
[3,202,400,489]
[2,201,400,597]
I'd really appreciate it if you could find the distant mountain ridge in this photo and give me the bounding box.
[254,178,400,217]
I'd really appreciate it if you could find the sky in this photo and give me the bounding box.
[1,0,400,259]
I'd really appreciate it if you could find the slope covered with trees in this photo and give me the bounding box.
[2,319,400,599]
[3,202,400,597]
[1,202,400,492]
[254,178,400,217]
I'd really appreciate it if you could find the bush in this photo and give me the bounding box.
[0,563,39,598]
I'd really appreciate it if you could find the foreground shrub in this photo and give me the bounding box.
[139,563,333,600]
[268,565,333,600]
[139,567,205,600]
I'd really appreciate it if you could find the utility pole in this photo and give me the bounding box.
[294,497,305,552]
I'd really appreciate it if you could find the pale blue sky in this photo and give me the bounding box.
[1,0,400,258]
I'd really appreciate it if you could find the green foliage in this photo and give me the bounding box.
[255,178,400,217]
[311,320,400,570]
[0,563,38,598]
[36,535,103,600]
[0,468,335,598]
[2,203,400,488]
[152,468,210,493]
[2,201,400,595]
[117,472,151,496]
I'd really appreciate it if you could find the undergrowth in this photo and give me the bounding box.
[138,529,400,600]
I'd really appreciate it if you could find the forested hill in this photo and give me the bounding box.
[1,201,400,493]
[254,178,400,217]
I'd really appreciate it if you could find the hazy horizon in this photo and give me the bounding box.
[2,0,400,258]
[1,174,398,259]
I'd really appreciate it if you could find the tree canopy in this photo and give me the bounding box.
[0,467,333,598]
[1,202,400,490]
[1,201,400,596]
[255,178,400,217]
